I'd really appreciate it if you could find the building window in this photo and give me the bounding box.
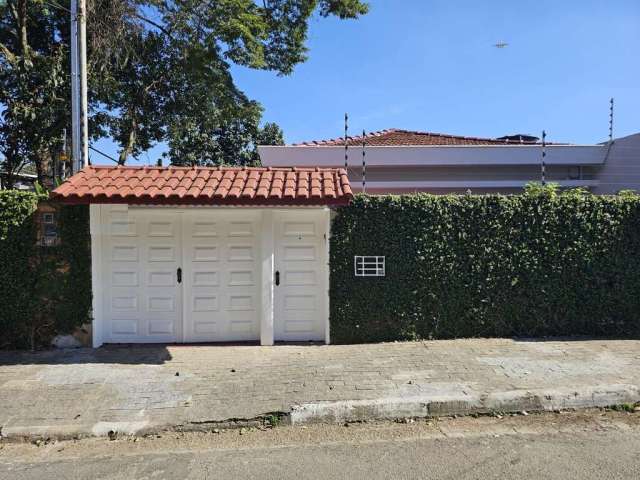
[567,166,582,180]
[354,256,385,277]
[41,212,58,246]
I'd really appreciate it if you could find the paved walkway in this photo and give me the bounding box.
[1,339,639,440]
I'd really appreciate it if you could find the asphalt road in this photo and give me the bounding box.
[2,410,639,480]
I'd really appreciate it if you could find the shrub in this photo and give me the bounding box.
[329,191,640,344]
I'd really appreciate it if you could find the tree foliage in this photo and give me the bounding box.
[0,0,368,181]
[0,0,69,186]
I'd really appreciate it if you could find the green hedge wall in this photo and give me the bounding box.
[0,191,91,349]
[0,191,44,348]
[55,205,92,336]
[330,190,640,344]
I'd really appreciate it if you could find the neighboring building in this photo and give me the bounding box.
[0,170,38,190]
[258,129,640,194]
[51,166,352,347]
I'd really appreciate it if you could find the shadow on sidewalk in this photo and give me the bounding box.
[0,344,173,366]
[0,340,327,366]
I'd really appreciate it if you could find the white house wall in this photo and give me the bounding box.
[342,164,597,194]
[591,133,640,194]
[257,137,640,194]
[259,144,607,167]
[259,143,608,194]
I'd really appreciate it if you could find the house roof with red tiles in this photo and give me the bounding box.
[51,166,353,206]
[292,129,544,146]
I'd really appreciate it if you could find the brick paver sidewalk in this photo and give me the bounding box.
[1,339,639,439]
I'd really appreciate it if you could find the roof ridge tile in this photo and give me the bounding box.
[290,128,551,146]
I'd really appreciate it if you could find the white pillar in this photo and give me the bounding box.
[324,208,331,344]
[260,210,275,345]
[89,204,104,347]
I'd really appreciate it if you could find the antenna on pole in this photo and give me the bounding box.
[362,130,366,194]
[609,97,614,144]
[344,113,349,170]
[541,130,547,186]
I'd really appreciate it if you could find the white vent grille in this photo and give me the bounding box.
[354,256,385,277]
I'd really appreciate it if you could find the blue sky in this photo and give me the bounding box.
[93,0,640,165]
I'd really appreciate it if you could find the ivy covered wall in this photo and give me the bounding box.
[0,191,91,349]
[329,189,640,344]
[3,187,640,349]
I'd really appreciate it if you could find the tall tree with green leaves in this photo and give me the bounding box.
[0,0,368,183]
[0,0,70,187]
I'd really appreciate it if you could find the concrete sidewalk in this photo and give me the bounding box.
[1,339,639,440]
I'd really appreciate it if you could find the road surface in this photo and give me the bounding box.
[1,410,639,479]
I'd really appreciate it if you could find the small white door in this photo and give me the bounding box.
[102,207,182,343]
[274,211,328,342]
[181,210,261,342]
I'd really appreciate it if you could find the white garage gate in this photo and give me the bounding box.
[91,205,331,346]
[52,165,352,347]
[98,206,265,343]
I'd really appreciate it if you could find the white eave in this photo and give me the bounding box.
[352,179,599,191]
[258,144,607,167]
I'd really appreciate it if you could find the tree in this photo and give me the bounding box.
[1,1,368,181]
[0,0,70,186]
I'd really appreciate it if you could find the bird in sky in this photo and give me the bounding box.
[494,42,509,48]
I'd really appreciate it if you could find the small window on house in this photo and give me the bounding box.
[41,212,58,246]
[354,256,385,277]
[567,166,581,180]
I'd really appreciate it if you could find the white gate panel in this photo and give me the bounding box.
[101,207,182,343]
[274,211,328,342]
[182,210,261,342]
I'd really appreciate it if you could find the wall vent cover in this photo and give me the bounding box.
[354,256,385,277]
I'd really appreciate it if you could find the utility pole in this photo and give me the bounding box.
[71,0,88,173]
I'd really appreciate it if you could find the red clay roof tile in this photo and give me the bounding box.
[51,166,353,206]
[293,128,549,146]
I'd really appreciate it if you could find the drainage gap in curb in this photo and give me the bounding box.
[175,412,291,434]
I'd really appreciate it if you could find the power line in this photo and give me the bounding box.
[89,145,118,163]
[43,0,72,14]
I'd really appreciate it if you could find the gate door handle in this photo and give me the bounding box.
[275,270,280,286]
[177,267,182,284]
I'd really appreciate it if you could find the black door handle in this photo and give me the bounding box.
[177,267,182,284]
[275,270,280,286]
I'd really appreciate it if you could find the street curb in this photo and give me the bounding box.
[289,384,640,424]
[2,384,638,443]
[0,416,284,444]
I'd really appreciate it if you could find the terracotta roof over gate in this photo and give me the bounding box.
[51,166,353,206]
[293,129,544,146]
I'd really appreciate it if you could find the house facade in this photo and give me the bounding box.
[51,166,352,347]
[258,129,640,195]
